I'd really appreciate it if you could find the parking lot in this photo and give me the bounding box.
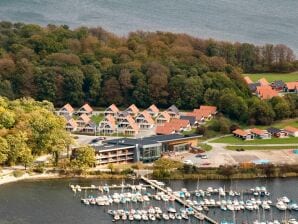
[182,143,298,167]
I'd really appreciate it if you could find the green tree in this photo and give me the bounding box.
[0,137,9,164]
[71,146,95,171]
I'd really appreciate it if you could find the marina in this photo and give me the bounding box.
[70,177,298,223]
[0,178,297,224]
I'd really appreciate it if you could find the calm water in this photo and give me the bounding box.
[0,178,297,224]
[0,0,297,54]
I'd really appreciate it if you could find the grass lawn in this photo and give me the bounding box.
[211,135,298,145]
[243,71,298,82]
[226,145,298,150]
[238,118,298,130]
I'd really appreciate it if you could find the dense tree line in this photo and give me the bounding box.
[0,97,72,167]
[0,22,297,125]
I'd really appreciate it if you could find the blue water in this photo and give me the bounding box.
[0,0,297,54]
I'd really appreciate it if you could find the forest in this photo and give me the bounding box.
[0,22,297,125]
[0,97,72,167]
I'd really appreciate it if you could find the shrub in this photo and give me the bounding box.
[33,164,45,173]
[121,168,134,175]
[13,170,25,178]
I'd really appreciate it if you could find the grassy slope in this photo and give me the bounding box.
[243,71,298,82]
[211,135,298,145]
[239,118,298,129]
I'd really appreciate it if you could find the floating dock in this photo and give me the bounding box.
[140,176,218,224]
[70,184,151,191]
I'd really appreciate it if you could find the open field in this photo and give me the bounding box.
[242,118,298,129]
[243,71,298,82]
[211,136,298,145]
[226,145,298,151]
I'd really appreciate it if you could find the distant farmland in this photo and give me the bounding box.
[243,72,298,82]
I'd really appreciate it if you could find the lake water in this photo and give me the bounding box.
[0,0,297,54]
[0,178,297,223]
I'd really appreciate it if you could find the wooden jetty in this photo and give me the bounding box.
[70,184,151,191]
[141,176,218,224]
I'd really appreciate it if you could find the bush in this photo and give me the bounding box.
[13,170,25,178]
[196,126,206,135]
[33,164,45,173]
[121,168,134,175]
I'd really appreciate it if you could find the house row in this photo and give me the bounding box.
[244,76,298,100]
[156,118,191,135]
[185,105,217,125]
[72,134,200,165]
[104,104,180,119]
[65,114,96,133]
[232,126,298,140]
[57,103,93,117]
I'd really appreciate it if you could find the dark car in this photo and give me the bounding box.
[90,137,106,143]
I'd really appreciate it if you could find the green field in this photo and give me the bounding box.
[239,118,298,130]
[243,72,298,82]
[226,145,297,151]
[211,135,298,145]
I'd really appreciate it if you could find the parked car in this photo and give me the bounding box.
[183,160,194,165]
[200,154,208,159]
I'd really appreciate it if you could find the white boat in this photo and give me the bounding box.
[154,195,161,200]
[169,213,175,220]
[279,196,290,203]
[149,214,156,221]
[276,201,287,210]
[133,213,142,221]
[168,207,176,213]
[121,214,127,220]
[154,207,162,214]
[141,214,148,221]
[227,204,234,211]
[181,213,189,220]
[175,213,182,220]
[162,213,169,220]
[128,215,134,221]
[221,205,227,211]
[148,207,155,214]
[113,214,120,221]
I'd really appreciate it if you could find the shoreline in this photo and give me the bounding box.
[1,170,298,187]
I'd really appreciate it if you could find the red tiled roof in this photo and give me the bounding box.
[106,115,116,129]
[67,118,78,128]
[256,86,278,100]
[192,109,212,119]
[250,128,266,136]
[284,126,298,133]
[61,103,74,113]
[244,76,253,84]
[79,114,91,123]
[137,111,155,124]
[258,78,270,86]
[126,118,139,131]
[156,125,175,135]
[199,105,217,114]
[285,82,298,90]
[126,104,139,114]
[157,111,171,122]
[170,118,190,129]
[147,104,159,113]
[80,103,93,113]
[107,104,119,113]
[186,112,204,121]
[233,129,249,137]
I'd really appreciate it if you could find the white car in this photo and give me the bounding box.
[201,155,208,159]
[183,160,194,165]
